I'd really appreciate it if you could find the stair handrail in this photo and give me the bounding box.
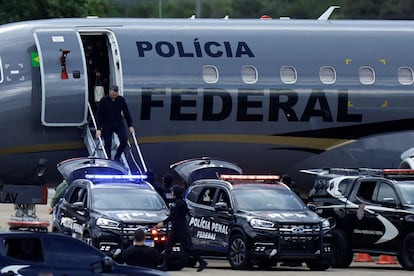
[129,132,148,173]
[87,103,108,159]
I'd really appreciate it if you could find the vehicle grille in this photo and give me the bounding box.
[278,223,322,254]
[120,223,157,240]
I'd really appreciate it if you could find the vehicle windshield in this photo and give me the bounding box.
[233,188,305,211]
[92,188,166,210]
[398,182,414,205]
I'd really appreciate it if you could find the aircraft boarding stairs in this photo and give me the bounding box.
[84,103,147,175]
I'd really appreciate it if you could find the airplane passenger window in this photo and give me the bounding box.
[359,66,375,85]
[280,66,297,84]
[398,67,414,85]
[320,66,336,84]
[203,65,219,83]
[242,65,257,84]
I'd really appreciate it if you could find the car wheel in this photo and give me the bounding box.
[228,233,251,269]
[305,259,330,271]
[330,229,353,268]
[398,233,414,270]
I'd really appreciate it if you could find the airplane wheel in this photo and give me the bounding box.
[398,233,414,270]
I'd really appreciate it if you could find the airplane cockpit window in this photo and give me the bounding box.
[398,67,414,85]
[359,66,375,85]
[320,66,336,84]
[280,66,297,84]
[203,65,218,83]
[242,65,257,84]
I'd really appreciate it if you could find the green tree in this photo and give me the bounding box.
[0,0,110,24]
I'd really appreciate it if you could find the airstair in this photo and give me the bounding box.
[84,103,147,175]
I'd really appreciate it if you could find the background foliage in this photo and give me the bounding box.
[2,0,414,24]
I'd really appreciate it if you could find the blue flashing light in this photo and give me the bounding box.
[85,174,147,180]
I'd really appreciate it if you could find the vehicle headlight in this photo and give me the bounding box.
[321,219,330,230]
[96,218,120,229]
[250,218,275,230]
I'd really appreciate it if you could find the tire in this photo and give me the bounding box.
[227,233,251,269]
[398,233,414,270]
[330,229,353,268]
[305,260,330,271]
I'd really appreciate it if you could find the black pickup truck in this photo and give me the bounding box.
[305,168,414,270]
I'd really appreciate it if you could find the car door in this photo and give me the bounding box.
[0,235,55,275]
[209,188,233,251]
[187,184,224,254]
[58,184,89,239]
[44,234,105,275]
[347,179,399,248]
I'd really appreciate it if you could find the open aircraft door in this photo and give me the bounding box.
[34,29,88,126]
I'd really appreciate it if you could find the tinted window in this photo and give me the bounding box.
[4,238,44,263]
[92,188,166,210]
[216,189,231,208]
[50,236,102,268]
[233,188,305,211]
[197,187,217,206]
[187,186,203,202]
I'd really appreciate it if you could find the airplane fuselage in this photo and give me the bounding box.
[1,18,414,194]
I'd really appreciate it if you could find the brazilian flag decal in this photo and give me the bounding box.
[31,52,40,67]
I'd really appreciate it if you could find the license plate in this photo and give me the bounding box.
[144,239,154,247]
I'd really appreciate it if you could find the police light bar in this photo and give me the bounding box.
[382,169,414,179]
[383,169,414,175]
[220,175,280,181]
[85,174,147,180]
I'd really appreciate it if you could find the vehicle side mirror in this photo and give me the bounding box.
[382,198,397,208]
[214,202,229,211]
[72,201,85,210]
[307,203,317,212]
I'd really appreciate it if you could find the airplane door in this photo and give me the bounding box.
[34,29,88,126]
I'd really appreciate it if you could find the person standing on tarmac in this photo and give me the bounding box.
[156,185,207,272]
[95,85,135,162]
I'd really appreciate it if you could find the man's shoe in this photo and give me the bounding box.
[197,260,207,272]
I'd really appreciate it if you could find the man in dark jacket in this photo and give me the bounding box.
[96,85,135,161]
[156,185,207,272]
[123,228,160,268]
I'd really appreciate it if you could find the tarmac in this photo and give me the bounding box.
[0,189,408,276]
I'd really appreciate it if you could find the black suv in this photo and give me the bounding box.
[305,167,414,270]
[171,157,333,270]
[52,158,173,263]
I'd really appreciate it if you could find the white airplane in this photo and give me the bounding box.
[1,7,414,212]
